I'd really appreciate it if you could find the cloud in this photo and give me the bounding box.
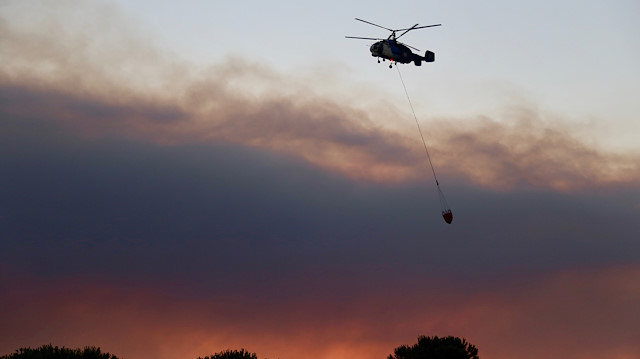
[430,107,640,190]
[2,0,638,292]
[2,0,638,190]
[3,115,638,279]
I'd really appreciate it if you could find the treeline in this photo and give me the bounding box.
[2,336,479,359]
[0,345,118,359]
[0,346,254,359]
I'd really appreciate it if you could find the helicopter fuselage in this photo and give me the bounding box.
[370,40,434,66]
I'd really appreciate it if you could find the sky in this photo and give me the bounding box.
[1,1,639,359]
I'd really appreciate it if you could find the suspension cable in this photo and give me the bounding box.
[396,65,453,223]
[396,66,439,185]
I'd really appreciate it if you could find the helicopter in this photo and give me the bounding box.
[346,18,441,68]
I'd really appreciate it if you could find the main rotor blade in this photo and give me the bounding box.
[345,36,384,41]
[354,18,394,32]
[396,24,442,32]
[396,24,419,40]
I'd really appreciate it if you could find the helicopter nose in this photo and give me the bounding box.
[370,42,381,54]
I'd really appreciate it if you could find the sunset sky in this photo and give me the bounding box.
[1,1,639,359]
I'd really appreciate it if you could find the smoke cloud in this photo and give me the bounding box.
[2,2,639,359]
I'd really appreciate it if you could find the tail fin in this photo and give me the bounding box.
[424,50,435,62]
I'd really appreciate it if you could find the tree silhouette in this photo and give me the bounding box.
[388,336,479,359]
[197,349,258,359]
[0,345,118,359]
